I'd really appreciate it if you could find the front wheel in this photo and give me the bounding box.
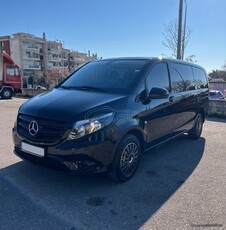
[1,88,12,99]
[188,114,203,140]
[108,134,141,182]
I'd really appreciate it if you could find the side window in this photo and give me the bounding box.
[6,67,15,76]
[171,63,194,92]
[15,68,19,76]
[146,63,170,91]
[192,67,208,89]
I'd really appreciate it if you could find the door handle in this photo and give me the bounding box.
[169,94,183,102]
[169,96,176,102]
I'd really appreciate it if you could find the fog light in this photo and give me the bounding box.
[63,161,78,170]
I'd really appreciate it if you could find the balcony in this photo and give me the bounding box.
[62,57,68,60]
[28,45,39,49]
[23,55,41,60]
[47,64,68,69]
[24,45,40,51]
[23,65,41,70]
[48,48,61,54]
[22,47,42,55]
[48,57,61,61]
[29,65,41,70]
[69,57,85,64]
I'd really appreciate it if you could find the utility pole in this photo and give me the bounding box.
[0,42,2,81]
[181,0,187,60]
[177,0,183,60]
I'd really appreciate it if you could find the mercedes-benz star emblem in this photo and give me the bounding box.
[28,121,39,136]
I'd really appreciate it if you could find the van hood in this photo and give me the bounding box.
[19,88,128,123]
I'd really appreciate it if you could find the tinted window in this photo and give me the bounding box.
[61,60,149,93]
[192,67,208,89]
[171,63,195,92]
[171,68,185,93]
[146,63,170,91]
[209,91,215,96]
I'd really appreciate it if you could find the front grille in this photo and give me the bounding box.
[17,114,68,144]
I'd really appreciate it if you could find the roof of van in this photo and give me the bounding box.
[93,57,206,70]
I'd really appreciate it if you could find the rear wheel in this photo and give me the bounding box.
[108,134,141,182]
[188,114,203,139]
[1,88,12,99]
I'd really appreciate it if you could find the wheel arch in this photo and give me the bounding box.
[107,127,145,182]
[117,127,145,154]
[0,85,14,93]
[199,108,206,122]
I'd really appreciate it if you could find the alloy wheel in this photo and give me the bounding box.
[120,142,139,178]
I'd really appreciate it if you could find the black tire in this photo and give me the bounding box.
[1,88,12,99]
[107,134,141,182]
[188,114,203,140]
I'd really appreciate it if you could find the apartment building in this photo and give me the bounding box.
[47,41,70,69]
[10,33,46,83]
[0,35,11,55]
[0,32,98,87]
[69,50,98,72]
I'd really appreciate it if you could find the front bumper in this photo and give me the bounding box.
[12,126,117,175]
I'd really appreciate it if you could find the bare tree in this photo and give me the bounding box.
[162,20,192,59]
[185,54,197,63]
[223,60,226,71]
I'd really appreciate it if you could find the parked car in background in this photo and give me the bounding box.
[209,90,225,100]
[35,85,47,90]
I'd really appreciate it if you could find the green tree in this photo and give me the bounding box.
[209,70,226,81]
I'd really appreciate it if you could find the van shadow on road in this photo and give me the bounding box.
[1,135,205,230]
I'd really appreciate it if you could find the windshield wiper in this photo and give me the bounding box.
[60,85,72,89]
[78,86,105,92]
[61,85,104,92]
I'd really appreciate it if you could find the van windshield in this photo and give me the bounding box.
[61,60,149,93]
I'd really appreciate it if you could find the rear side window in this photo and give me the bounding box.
[171,63,195,92]
[146,63,170,91]
[192,67,208,89]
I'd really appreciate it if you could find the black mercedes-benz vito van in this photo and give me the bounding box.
[12,58,209,182]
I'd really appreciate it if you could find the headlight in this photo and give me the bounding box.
[68,112,114,140]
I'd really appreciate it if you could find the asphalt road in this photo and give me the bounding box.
[0,98,225,230]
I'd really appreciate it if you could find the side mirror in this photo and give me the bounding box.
[149,87,169,99]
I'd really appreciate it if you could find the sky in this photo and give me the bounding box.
[0,0,226,73]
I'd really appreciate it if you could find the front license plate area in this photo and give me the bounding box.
[21,142,45,157]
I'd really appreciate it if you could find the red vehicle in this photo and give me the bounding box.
[0,51,22,99]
